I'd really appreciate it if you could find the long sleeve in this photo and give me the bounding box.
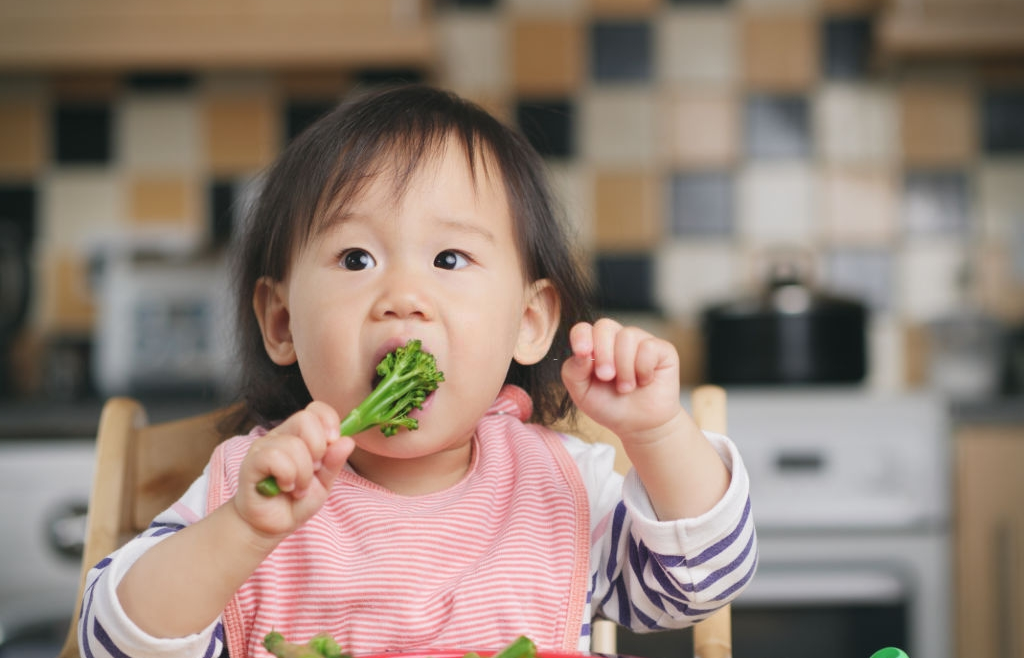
[563,431,757,635]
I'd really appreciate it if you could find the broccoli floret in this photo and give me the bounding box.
[257,339,444,496]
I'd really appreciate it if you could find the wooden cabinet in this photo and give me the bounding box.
[878,0,1024,59]
[956,424,1024,658]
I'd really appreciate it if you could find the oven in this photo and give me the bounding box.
[617,389,952,658]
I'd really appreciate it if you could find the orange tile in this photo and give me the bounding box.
[512,19,584,95]
[974,244,1024,321]
[0,99,46,176]
[741,13,819,91]
[589,0,659,16]
[204,95,278,175]
[662,91,739,168]
[593,171,662,250]
[899,83,976,166]
[127,175,197,226]
[41,252,96,333]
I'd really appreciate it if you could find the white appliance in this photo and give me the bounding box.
[619,388,952,658]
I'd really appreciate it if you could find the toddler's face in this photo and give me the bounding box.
[257,136,557,483]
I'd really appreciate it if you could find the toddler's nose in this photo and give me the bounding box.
[372,270,433,320]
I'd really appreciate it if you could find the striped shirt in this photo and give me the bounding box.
[79,387,757,658]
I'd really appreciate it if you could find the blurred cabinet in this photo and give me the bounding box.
[878,0,1024,59]
[956,424,1024,658]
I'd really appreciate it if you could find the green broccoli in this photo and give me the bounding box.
[263,631,350,658]
[257,339,444,496]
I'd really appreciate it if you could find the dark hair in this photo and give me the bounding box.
[228,84,593,433]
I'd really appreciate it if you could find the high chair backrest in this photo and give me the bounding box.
[578,385,732,658]
[58,397,240,658]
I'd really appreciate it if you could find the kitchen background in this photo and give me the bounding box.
[0,0,1023,657]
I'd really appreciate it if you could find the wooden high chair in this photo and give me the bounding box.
[59,387,731,658]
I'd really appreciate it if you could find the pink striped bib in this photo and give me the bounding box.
[208,386,590,658]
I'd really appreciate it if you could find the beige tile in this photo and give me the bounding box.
[546,162,594,250]
[899,83,976,166]
[738,163,817,246]
[898,240,968,321]
[592,170,662,250]
[656,241,739,317]
[204,94,278,175]
[580,89,658,166]
[120,96,200,171]
[438,13,508,97]
[974,243,1024,321]
[662,90,739,168]
[817,83,898,164]
[821,167,899,245]
[868,314,907,392]
[977,160,1024,242]
[589,0,660,16]
[512,19,584,95]
[0,98,46,176]
[44,170,123,250]
[665,319,705,385]
[741,13,819,91]
[38,250,96,333]
[507,0,585,16]
[127,175,199,228]
[657,9,738,86]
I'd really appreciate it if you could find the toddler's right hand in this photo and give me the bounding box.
[234,401,355,538]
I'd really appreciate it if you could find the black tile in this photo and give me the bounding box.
[670,171,734,236]
[354,68,427,87]
[516,99,575,158]
[595,253,657,312]
[591,21,652,83]
[744,94,811,159]
[823,16,873,79]
[285,100,336,143]
[0,184,36,244]
[126,72,197,92]
[903,170,971,235]
[981,88,1024,154]
[208,180,237,247]
[53,102,113,164]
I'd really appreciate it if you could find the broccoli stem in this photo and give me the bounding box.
[263,631,346,658]
[491,636,537,658]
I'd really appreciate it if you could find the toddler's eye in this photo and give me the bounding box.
[340,249,376,271]
[434,250,468,270]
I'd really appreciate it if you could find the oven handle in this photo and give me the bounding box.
[737,568,906,606]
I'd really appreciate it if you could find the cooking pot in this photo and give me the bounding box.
[701,268,868,385]
[0,219,31,397]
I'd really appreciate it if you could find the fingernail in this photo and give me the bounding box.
[597,364,615,380]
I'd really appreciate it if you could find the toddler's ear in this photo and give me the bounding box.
[514,279,560,366]
[253,276,297,365]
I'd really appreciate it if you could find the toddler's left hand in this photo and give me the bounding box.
[561,319,683,445]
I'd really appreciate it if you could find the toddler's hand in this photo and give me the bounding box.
[234,401,355,538]
[561,319,684,445]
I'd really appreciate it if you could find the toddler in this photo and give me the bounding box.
[79,85,756,658]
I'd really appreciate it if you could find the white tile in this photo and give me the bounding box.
[655,241,739,316]
[977,159,1024,242]
[816,83,898,164]
[866,314,906,393]
[43,170,124,251]
[657,9,737,87]
[546,162,594,250]
[437,13,508,96]
[580,89,658,166]
[120,96,200,171]
[820,167,898,245]
[505,0,584,16]
[737,163,817,246]
[897,240,969,321]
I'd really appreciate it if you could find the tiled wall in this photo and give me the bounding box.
[1,0,1023,394]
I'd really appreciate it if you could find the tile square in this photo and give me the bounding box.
[741,13,819,91]
[669,0,731,4]
[738,163,816,245]
[54,102,113,164]
[903,170,972,236]
[744,94,811,159]
[0,98,46,176]
[655,241,739,316]
[662,91,740,167]
[981,88,1024,154]
[512,19,584,95]
[546,162,593,247]
[505,0,585,16]
[974,243,1024,320]
[209,180,236,247]
[593,171,663,249]
[816,83,898,164]
[657,9,738,86]
[438,13,508,96]
[977,161,1024,242]
[354,69,428,87]
[899,83,976,166]
[438,0,499,7]
[590,0,661,14]
[898,240,968,320]
[595,253,658,312]
[285,100,335,143]
[127,175,199,227]
[822,15,873,79]
[591,20,653,82]
[580,89,658,165]
[516,99,576,158]
[670,171,734,236]
[741,0,816,7]
[38,251,96,333]
[120,96,200,171]
[0,184,37,243]
[44,171,123,249]
[821,167,898,245]
[126,72,197,92]
[825,248,893,310]
[203,95,278,175]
